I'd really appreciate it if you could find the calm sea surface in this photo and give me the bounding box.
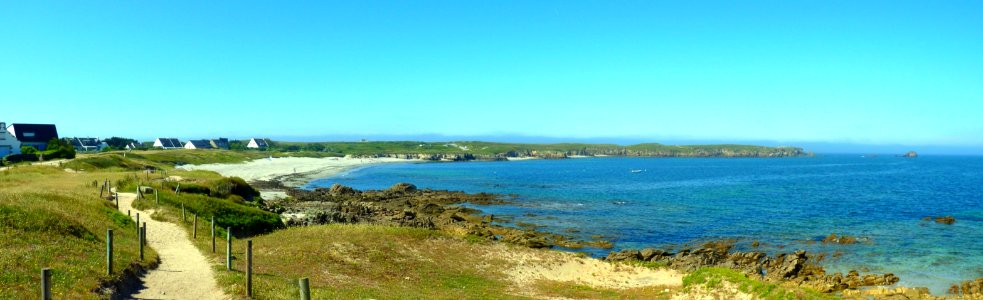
[307,155,983,293]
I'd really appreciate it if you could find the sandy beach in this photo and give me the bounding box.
[177,156,421,188]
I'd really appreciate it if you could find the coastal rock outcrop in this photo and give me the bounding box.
[822,233,860,245]
[950,277,983,296]
[280,184,597,250]
[902,151,918,158]
[922,215,956,225]
[604,242,899,293]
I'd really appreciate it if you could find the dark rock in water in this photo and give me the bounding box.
[902,151,918,158]
[389,182,417,193]
[936,216,956,225]
[822,233,859,245]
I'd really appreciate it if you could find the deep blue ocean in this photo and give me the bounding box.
[307,155,983,293]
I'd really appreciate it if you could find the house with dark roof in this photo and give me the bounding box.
[209,138,230,150]
[247,138,269,149]
[184,140,214,150]
[65,137,106,152]
[6,123,59,151]
[153,138,183,149]
[0,122,22,157]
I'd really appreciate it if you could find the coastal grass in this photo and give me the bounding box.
[683,267,836,300]
[0,165,158,298]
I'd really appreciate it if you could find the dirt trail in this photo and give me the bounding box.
[114,192,227,300]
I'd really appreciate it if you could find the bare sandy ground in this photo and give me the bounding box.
[491,243,683,291]
[176,157,420,187]
[115,192,227,300]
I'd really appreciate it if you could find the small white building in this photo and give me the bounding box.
[184,140,214,150]
[247,138,269,149]
[0,122,22,157]
[153,138,183,149]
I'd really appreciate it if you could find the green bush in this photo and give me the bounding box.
[4,153,38,163]
[209,177,260,200]
[156,192,283,237]
[42,138,76,160]
[20,146,37,155]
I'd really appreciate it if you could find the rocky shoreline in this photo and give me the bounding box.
[270,183,612,249]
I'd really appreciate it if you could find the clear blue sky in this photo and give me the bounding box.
[2,1,981,152]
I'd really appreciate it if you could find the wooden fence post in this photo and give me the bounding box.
[247,240,253,297]
[193,214,198,238]
[211,216,216,253]
[106,229,113,275]
[175,183,181,194]
[226,227,232,270]
[41,268,52,300]
[155,189,159,205]
[299,278,310,300]
[139,223,144,260]
[135,213,140,237]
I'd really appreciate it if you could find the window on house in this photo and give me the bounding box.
[25,132,35,137]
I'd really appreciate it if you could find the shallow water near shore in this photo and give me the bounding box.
[307,155,983,294]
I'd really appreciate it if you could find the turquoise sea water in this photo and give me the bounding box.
[307,155,983,293]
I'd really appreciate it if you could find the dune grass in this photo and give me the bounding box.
[0,165,158,299]
[683,267,836,300]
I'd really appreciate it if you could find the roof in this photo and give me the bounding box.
[210,138,230,149]
[10,124,59,143]
[156,138,183,148]
[67,137,100,148]
[251,138,268,147]
[187,140,213,149]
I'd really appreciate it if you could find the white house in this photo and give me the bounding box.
[246,138,269,149]
[0,122,22,157]
[184,140,213,150]
[153,138,183,149]
[124,142,139,150]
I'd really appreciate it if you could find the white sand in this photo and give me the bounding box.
[115,192,227,299]
[177,157,421,187]
[492,244,682,291]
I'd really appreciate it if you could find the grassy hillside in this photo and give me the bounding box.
[0,166,158,298]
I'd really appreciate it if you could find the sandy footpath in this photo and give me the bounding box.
[115,192,227,300]
[177,157,420,187]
